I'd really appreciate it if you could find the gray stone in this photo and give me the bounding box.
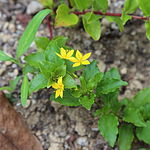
[27,1,43,14]
[76,137,88,147]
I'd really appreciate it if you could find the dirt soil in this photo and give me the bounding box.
[0,0,150,150]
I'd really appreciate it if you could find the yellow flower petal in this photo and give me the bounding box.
[56,53,63,58]
[58,76,63,85]
[59,89,63,98]
[66,50,74,58]
[69,57,78,62]
[52,83,59,89]
[76,50,82,59]
[82,52,91,60]
[60,48,66,57]
[55,89,60,98]
[82,60,90,65]
[73,62,81,67]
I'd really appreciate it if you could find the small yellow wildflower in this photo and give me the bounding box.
[56,47,74,60]
[69,50,91,67]
[52,76,64,98]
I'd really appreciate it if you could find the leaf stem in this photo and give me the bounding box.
[47,15,53,40]
[73,10,150,21]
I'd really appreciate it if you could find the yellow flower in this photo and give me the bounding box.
[52,76,64,98]
[69,50,91,67]
[56,47,74,60]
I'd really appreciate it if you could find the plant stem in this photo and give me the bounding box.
[47,15,53,40]
[73,10,150,21]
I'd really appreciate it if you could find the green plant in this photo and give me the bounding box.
[0,0,150,149]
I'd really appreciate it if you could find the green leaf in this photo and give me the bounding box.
[63,74,77,89]
[132,87,150,107]
[54,64,66,78]
[79,94,95,110]
[0,50,16,62]
[21,75,29,106]
[124,0,138,14]
[136,121,150,144]
[45,37,66,65]
[0,76,21,92]
[93,0,108,13]
[138,0,150,16]
[96,68,128,95]
[81,61,103,90]
[97,79,128,94]
[74,0,91,10]
[39,0,53,8]
[0,86,11,91]
[145,21,150,40]
[9,76,21,92]
[118,124,134,150]
[35,37,50,52]
[121,13,132,25]
[25,52,45,68]
[82,13,101,40]
[99,91,120,113]
[39,61,56,78]
[141,103,150,120]
[50,89,81,106]
[106,16,124,31]
[16,9,51,58]
[55,4,79,27]
[23,64,38,74]
[29,74,48,94]
[98,113,119,147]
[123,107,146,127]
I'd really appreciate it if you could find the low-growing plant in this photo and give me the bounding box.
[0,0,150,149]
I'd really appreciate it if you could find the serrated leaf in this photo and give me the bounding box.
[98,114,119,147]
[124,0,138,14]
[132,87,150,107]
[100,91,120,113]
[63,74,77,89]
[16,9,51,58]
[55,4,79,27]
[136,121,150,144]
[145,21,150,40]
[79,94,95,110]
[93,0,108,13]
[118,124,134,150]
[104,68,121,80]
[96,68,128,95]
[25,52,45,68]
[106,16,124,31]
[29,74,48,94]
[97,79,128,94]
[123,107,146,127]
[35,37,50,51]
[0,50,16,62]
[21,75,29,106]
[82,13,101,40]
[50,89,81,106]
[74,0,91,10]
[138,0,150,17]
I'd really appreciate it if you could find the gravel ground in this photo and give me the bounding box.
[1,0,150,150]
